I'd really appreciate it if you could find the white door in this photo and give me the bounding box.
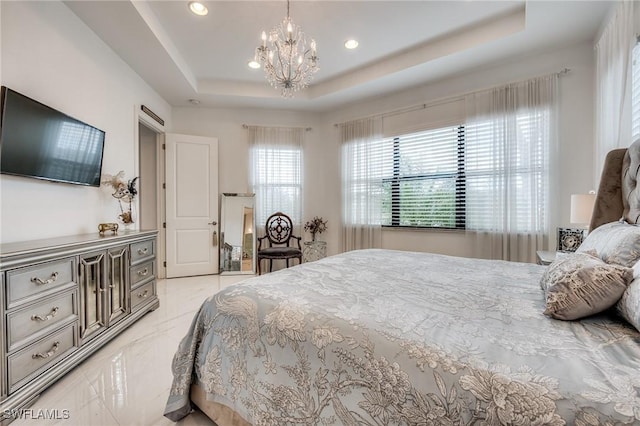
[165,133,219,278]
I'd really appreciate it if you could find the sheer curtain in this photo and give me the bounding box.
[340,117,384,251]
[464,75,558,263]
[247,126,303,236]
[595,1,635,178]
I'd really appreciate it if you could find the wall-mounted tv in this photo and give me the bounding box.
[0,86,105,187]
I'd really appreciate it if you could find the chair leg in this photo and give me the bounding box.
[257,258,261,275]
[286,259,290,268]
[269,259,273,273]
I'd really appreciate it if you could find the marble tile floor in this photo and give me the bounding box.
[12,274,249,426]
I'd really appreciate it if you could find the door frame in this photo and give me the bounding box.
[134,106,166,279]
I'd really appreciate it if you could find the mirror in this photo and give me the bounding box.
[220,193,255,274]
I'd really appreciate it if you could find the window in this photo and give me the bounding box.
[345,110,550,232]
[380,126,465,228]
[252,146,302,225]
[248,126,303,228]
[374,114,547,231]
[465,110,549,233]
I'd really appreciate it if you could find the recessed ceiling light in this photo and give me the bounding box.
[247,60,261,69]
[189,2,208,16]
[344,39,359,49]
[188,99,201,105]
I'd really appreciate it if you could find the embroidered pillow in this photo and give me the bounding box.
[577,220,640,267]
[616,259,640,332]
[617,277,640,332]
[541,252,633,320]
[539,249,596,292]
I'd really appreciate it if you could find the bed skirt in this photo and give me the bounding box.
[190,384,251,426]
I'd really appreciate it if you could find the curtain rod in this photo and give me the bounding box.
[242,124,312,131]
[333,68,571,127]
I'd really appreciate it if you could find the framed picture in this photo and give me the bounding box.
[557,227,585,252]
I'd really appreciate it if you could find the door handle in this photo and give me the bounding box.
[212,230,218,247]
[208,221,217,226]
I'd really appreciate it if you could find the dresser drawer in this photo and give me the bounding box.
[130,239,155,265]
[8,323,78,392]
[130,261,155,288]
[6,258,76,309]
[130,280,156,311]
[7,290,78,352]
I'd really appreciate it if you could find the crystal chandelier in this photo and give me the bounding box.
[254,0,319,97]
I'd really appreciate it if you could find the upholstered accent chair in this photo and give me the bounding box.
[257,212,302,275]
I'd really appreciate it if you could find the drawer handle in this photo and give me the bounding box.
[137,290,149,299]
[31,272,59,286]
[32,341,60,359]
[137,268,149,277]
[93,288,107,294]
[137,247,149,255]
[31,306,60,322]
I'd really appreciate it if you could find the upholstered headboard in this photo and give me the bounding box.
[590,139,640,231]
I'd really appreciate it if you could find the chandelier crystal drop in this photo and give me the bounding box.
[254,0,319,97]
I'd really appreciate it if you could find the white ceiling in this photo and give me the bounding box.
[64,1,612,112]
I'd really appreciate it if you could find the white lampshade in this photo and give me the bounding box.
[570,192,596,225]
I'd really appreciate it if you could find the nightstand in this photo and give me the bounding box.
[536,250,557,266]
[303,241,327,263]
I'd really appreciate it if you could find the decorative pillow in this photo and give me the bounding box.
[541,251,633,320]
[577,220,640,267]
[617,277,640,332]
[634,259,640,279]
[539,249,596,292]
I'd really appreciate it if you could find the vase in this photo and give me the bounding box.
[118,201,135,230]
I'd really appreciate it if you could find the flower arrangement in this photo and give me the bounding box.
[304,216,328,241]
[101,171,139,224]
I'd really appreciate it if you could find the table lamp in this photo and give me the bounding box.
[557,191,596,252]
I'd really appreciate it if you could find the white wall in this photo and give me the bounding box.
[320,42,597,257]
[138,123,158,229]
[0,1,171,244]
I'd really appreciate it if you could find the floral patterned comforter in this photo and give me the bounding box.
[164,249,640,425]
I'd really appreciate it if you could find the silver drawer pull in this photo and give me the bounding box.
[31,272,59,285]
[137,290,149,299]
[31,306,59,322]
[93,288,107,294]
[137,268,149,276]
[137,247,149,255]
[32,341,60,359]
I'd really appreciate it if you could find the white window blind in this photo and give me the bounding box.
[632,41,640,140]
[380,126,464,228]
[248,126,303,228]
[465,111,549,233]
[342,136,389,227]
[344,107,550,232]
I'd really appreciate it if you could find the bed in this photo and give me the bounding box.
[164,140,640,425]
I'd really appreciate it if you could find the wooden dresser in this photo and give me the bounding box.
[0,231,159,424]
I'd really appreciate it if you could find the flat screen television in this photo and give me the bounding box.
[0,86,105,187]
